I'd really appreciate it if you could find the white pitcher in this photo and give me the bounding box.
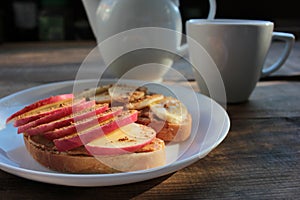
[82,0,216,81]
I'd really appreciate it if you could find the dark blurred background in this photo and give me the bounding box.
[0,0,299,43]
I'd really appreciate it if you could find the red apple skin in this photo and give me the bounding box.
[14,113,50,127]
[17,100,97,134]
[54,110,138,152]
[13,98,76,127]
[43,107,123,140]
[23,103,109,135]
[6,94,73,123]
[18,106,73,134]
[85,124,156,156]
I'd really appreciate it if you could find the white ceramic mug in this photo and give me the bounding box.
[186,19,295,103]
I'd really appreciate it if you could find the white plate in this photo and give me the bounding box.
[0,79,230,187]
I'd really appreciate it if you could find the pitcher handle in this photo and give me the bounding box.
[178,0,216,56]
[261,32,295,77]
[208,0,217,20]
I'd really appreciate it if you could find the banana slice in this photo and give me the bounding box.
[77,84,112,99]
[127,94,164,110]
[108,84,136,97]
[109,84,148,105]
[150,97,188,124]
[129,91,145,102]
[89,92,111,104]
[108,84,134,102]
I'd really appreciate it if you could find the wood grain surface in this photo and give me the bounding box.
[0,41,299,199]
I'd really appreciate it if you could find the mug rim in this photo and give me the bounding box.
[187,19,273,26]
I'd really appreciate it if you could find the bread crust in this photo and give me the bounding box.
[24,135,166,174]
[138,113,192,142]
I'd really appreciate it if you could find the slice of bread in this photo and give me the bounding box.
[24,135,165,173]
[137,112,192,142]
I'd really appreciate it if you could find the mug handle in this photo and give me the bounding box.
[261,32,295,77]
[177,0,217,56]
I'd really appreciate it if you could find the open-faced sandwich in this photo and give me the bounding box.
[6,84,192,173]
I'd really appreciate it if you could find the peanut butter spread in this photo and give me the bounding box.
[26,134,162,156]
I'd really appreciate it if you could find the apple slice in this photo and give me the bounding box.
[43,107,123,140]
[24,103,109,136]
[6,94,73,123]
[13,98,76,127]
[17,100,98,134]
[53,110,138,152]
[85,123,156,155]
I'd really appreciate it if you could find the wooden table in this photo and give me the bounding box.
[0,41,299,199]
